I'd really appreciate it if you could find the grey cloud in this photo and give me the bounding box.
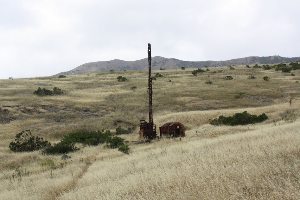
[0,0,299,78]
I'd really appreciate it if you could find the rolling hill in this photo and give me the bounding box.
[59,55,300,75]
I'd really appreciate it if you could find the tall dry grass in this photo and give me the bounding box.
[0,67,299,199]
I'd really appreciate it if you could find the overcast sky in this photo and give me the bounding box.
[0,0,299,78]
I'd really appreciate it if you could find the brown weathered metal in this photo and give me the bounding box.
[139,43,157,140]
[159,122,185,138]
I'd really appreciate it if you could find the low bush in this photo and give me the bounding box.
[253,64,261,69]
[34,87,64,96]
[130,86,137,90]
[274,63,294,73]
[210,111,268,126]
[58,75,66,78]
[192,68,205,76]
[281,67,292,73]
[263,76,270,81]
[117,76,128,82]
[224,75,233,80]
[181,67,185,70]
[43,142,78,155]
[289,62,300,70]
[262,65,272,70]
[52,130,129,154]
[9,130,50,152]
[61,130,112,146]
[155,73,163,78]
[108,137,125,149]
[118,144,130,154]
[205,80,213,84]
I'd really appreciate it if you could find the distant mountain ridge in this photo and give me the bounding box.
[59,55,300,75]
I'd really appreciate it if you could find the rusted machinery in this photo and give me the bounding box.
[159,122,185,138]
[139,43,157,140]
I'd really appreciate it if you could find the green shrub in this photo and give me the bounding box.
[117,76,128,82]
[253,64,261,68]
[34,87,52,96]
[9,130,50,152]
[229,66,235,70]
[210,111,268,126]
[43,142,78,155]
[155,73,163,78]
[205,80,213,84]
[274,63,293,73]
[192,68,205,76]
[181,67,185,70]
[281,67,292,73]
[61,130,112,146]
[34,87,64,96]
[118,144,130,154]
[263,76,270,81]
[289,62,300,70]
[262,65,272,70]
[58,75,66,78]
[108,137,125,149]
[130,86,137,90]
[224,75,233,80]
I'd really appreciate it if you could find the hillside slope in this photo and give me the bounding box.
[60,56,300,75]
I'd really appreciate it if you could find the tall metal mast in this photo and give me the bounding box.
[148,43,153,125]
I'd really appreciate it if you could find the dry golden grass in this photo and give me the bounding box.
[0,66,299,199]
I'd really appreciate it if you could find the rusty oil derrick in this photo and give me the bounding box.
[139,43,157,140]
[148,43,153,125]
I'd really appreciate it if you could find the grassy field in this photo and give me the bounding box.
[0,66,299,199]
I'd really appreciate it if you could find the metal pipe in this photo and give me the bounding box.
[148,43,153,124]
